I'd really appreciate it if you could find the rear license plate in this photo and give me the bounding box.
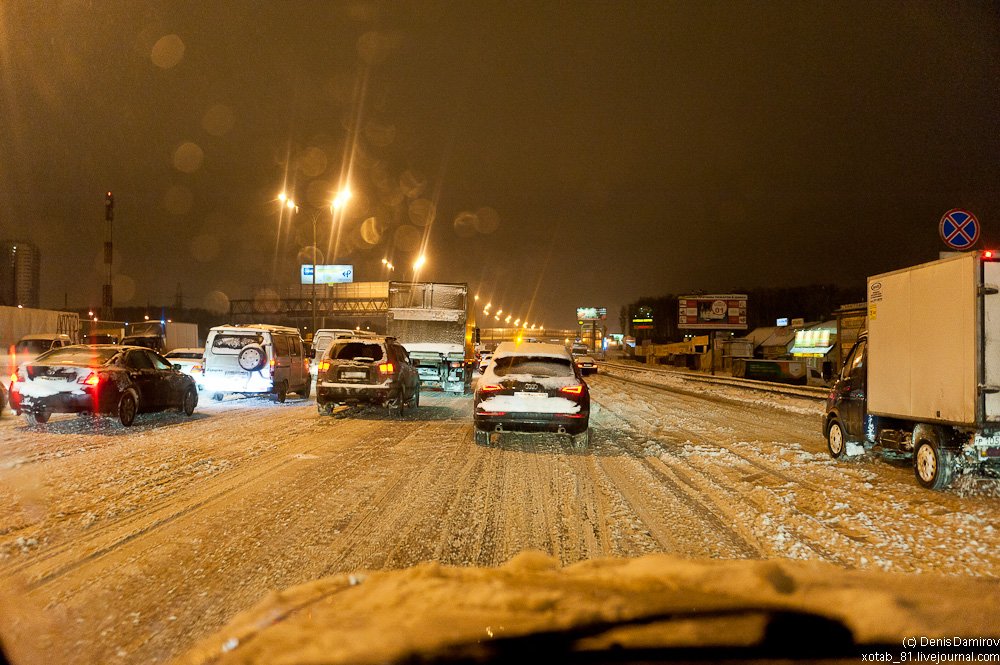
[514,392,547,398]
[342,371,367,379]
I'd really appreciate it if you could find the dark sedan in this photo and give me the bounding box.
[9,345,198,427]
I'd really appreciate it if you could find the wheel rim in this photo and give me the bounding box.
[122,396,136,424]
[829,423,844,455]
[184,390,195,413]
[916,444,937,482]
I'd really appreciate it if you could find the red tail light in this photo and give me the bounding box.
[78,372,100,386]
[479,384,504,393]
[378,362,394,374]
[319,360,330,371]
[560,384,584,395]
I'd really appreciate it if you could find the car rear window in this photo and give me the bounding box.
[15,340,50,355]
[493,356,574,378]
[211,334,264,351]
[329,342,385,363]
[166,352,202,359]
[36,347,120,365]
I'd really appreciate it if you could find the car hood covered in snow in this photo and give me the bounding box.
[175,552,1000,664]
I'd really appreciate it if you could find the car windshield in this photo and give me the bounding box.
[32,347,120,366]
[329,341,385,362]
[1,3,997,665]
[493,356,574,378]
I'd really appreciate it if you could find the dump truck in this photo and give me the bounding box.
[386,282,475,394]
[824,250,1000,489]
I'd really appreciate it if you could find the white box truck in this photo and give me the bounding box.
[823,250,1000,489]
[386,282,475,394]
[121,321,199,354]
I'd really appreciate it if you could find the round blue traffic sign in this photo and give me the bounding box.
[939,209,980,250]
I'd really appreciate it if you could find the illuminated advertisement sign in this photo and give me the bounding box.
[577,306,607,321]
[678,294,748,330]
[300,264,354,284]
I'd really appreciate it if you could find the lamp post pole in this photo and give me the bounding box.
[312,212,317,338]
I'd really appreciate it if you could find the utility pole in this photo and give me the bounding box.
[101,191,114,320]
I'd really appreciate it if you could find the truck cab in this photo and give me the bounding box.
[824,334,868,449]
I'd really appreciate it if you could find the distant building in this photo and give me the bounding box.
[0,240,41,308]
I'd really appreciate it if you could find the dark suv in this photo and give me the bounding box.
[315,336,420,416]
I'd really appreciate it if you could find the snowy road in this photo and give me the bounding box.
[1,371,999,664]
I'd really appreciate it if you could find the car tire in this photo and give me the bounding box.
[24,410,50,426]
[212,392,224,402]
[826,419,846,459]
[474,429,490,446]
[182,387,197,416]
[118,392,137,427]
[300,379,312,399]
[274,380,288,403]
[572,428,591,449]
[914,432,956,490]
[237,344,267,371]
[408,385,420,409]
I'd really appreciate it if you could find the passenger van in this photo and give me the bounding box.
[310,328,377,379]
[201,324,310,402]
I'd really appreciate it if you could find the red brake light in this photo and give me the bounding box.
[319,360,330,371]
[560,384,584,395]
[479,384,504,393]
[378,362,394,374]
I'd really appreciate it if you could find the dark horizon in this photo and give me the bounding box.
[3,1,997,328]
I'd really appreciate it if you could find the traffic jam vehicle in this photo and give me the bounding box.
[200,324,311,402]
[9,345,198,427]
[315,336,420,416]
[574,355,598,375]
[474,341,591,447]
[824,250,1000,489]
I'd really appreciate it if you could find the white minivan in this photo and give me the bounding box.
[201,324,310,402]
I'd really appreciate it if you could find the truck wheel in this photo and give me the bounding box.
[572,429,591,450]
[914,436,955,490]
[826,419,846,459]
[300,380,312,399]
[24,410,50,426]
[273,380,288,403]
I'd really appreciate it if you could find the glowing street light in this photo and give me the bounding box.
[331,188,352,210]
[413,254,426,271]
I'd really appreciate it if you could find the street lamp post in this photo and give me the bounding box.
[280,188,350,339]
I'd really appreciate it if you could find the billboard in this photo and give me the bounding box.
[576,306,607,321]
[678,294,747,330]
[300,264,354,284]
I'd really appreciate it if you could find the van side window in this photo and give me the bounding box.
[272,334,289,356]
[290,337,302,357]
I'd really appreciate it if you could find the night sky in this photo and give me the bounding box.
[2,1,997,329]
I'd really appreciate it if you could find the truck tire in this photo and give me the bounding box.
[237,344,267,371]
[913,434,956,490]
[273,380,288,403]
[299,379,312,399]
[572,428,591,450]
[826,419,846,459]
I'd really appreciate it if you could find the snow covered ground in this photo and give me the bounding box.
[0,372,997,664]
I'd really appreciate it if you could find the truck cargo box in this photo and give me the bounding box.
[867,252,998,426]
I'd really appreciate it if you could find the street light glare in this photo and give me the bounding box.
[331,189,352,209]
[413,254,426,270]
[286,199,296,210]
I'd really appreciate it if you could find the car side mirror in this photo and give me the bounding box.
[309,349,316,359]
[173,363,182,371]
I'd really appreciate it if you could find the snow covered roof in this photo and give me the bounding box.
[493,341,572,360]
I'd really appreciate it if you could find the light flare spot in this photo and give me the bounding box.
[408,199,435,227]
[201,104,234,136]
[393,225,422,252]
[151,34,185,69]
[453,211,478,238]
[173,142,204,173]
